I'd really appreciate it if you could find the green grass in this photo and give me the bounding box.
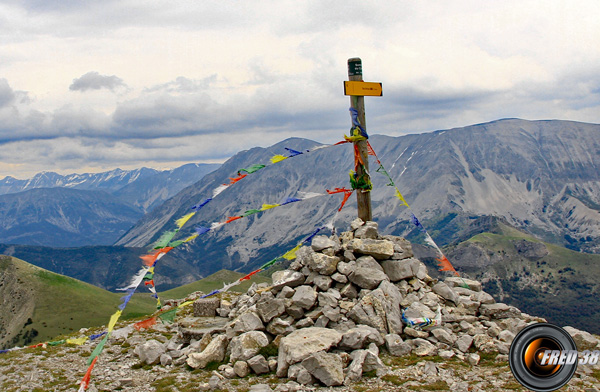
[2,256,156,348]
[159,269,271,300]
[451,224,600,333]
[3,258,277,350]
[381,374,409,386]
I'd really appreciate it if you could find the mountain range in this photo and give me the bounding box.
[1,117,600,340]
[0,163,219,247]
[116,119,600,280]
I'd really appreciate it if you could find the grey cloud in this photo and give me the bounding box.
[518,71,600,111]
[110,92,221,137]
[373,86,499,130]
[0,79,16,108]
[69,71,127,92]
[8,1,261,39]
[110,79,342,138]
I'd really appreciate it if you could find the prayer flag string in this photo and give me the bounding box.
[142,138,352,283]
[132,188,355,330]
[366,141,463,279]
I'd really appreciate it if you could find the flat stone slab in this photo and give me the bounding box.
[177,317,229,343]
[193,297,221,317]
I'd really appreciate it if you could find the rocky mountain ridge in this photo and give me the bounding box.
[1,220,599,391]
[116,119,600,282]
[0,164,219,212]
[0,188,143,247]
[0,168,158,195]
[0,163,219,246]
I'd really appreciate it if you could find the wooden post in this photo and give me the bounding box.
[347,57,372,222]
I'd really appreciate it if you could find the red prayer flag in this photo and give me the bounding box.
[366,141,376,156]
[227,174,247,184]
[437,256,459,275]
[239,270,259,282]
[140,251,159,266]
[80,357,98,391]
[338,190,354,212]
[353,144,364,167]
[224,216,242,224]
[326,187,352,194]
[134,317,157,331]
[333,140,350,146]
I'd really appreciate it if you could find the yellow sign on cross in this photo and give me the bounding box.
[343,81,383,97]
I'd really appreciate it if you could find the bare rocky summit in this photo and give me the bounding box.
[1,219,599,391]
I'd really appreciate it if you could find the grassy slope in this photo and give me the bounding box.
[2,257,156,347]
[2,259,274,347]
[449,223,600,332]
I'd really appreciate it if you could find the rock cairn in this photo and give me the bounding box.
[162,219,551,388]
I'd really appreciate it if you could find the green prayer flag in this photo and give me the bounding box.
[153,231,177,249]
[260,257,280,270]
[242,209,262,217]
[239,164,266,174]
[158,308,177,324]
[88,334,109,365]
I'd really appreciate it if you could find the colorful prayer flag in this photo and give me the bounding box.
[270,154,288,163]
[175,212,196,229]
[88,334,109,365]
[282,244,302,260]
[242,209,262,217]
[195,226,211,236]
[191,198,212,210]
[158,308,177,323]
[238,164,266,174]
[134,317,157,330]
[152,230,177,249]
[107,310,122,333]
[67,337,88,345]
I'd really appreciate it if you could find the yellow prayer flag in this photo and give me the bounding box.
[107,310,122,332]
[270,155,288,163]
[175,212,196,229]
[394,189,409,207]
[282,244,302,260]
[183,234,199,243]
[260,204,279,211]
[66,337,88,345]
[179,300,194,308]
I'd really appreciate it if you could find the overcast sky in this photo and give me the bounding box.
[1,1,599,178]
